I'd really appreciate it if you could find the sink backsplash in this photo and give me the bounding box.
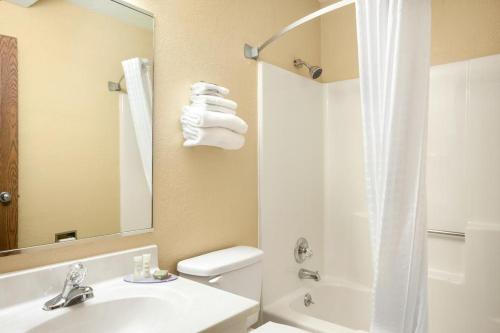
[0,245,158,309]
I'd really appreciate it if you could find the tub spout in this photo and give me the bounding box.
[298,268,320,281]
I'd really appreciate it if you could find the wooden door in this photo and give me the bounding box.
[0,35,18,251]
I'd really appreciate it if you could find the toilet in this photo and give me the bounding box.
[177,246,309,333]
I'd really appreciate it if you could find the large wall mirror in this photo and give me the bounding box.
[0,0,154,252]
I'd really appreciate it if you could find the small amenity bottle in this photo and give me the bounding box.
[142,253,152,278]
[133,255,143,281]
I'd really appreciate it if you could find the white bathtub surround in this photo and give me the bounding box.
[258,62,324,307]
[121,57,153,193]
[181,106,248,134]
[324,55,500,333]
[260,55,500,333]
[182,83,247,150]
[355,1,431,332]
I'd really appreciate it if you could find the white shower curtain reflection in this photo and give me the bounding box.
[355,1,431,332]
[122,57,153,193]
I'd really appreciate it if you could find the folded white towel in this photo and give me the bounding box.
[189,103,236,115]
[181,106,248,134]
[183,125,245,150]
[191,95,238,110]
[191,82,229,96]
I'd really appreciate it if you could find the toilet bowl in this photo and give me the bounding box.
[177,246,309,333]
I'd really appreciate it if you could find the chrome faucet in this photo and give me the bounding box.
[298,268,321,281]
[43,263,94,311]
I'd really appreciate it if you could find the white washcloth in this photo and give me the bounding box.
[181,106,248,134]
[191,82,229,96]
[189,103,236,115]
[183,125,245,150]
[191,95,238,110]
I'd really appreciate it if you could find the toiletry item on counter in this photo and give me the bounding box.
[124,272,177,284]
[142,253,152,278]
[181,106,248,134]
[153,269,169,280]
[133,256,143,281]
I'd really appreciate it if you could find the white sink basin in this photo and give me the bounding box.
[0,246,259,333]
[27,297,172,333]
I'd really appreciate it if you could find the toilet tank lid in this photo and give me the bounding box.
[177,246,263,276]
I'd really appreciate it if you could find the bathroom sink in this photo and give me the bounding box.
[27,297,172,333]
[1,278,213,332]
[0,246,259,333]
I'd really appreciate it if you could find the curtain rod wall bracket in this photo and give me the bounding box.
[244,44,259,60]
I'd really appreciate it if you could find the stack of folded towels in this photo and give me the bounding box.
[181,82,248,150]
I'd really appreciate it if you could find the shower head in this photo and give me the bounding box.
[294,58,322,80]
[308,65,323,80]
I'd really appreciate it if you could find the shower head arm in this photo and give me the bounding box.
[294,59,309,69]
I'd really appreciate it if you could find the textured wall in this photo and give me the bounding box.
[0,0,321,273]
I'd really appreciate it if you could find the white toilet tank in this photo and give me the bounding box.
[177,246,264,327]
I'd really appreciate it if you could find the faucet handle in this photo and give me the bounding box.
[294,237,313,263]
[66,263,87,286]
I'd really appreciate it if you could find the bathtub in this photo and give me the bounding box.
[263,278,371,333]
[263,273,500,333]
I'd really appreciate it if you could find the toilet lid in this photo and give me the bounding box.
[254,322,311,333]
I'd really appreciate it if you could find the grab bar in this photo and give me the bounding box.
[427,229,465,239]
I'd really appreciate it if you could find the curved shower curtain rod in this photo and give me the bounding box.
[244,0,355,60]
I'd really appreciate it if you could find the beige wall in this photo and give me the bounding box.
[0,0,153,248]
[0,0,321,273]
[321,0,500,82]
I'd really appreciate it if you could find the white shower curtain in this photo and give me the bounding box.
[355,1,431,332]
[122,58,152,193]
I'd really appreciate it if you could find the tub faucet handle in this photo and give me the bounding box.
[294,237,313,263]
[304,293,314,307]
